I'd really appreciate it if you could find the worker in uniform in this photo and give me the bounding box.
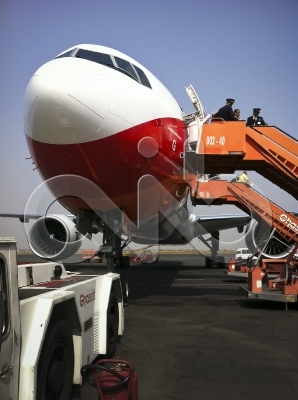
[246,108,268,126]
[236,171,252,187]
[213,98,238,121]
[287,261,296,285]
[234,108,241,120]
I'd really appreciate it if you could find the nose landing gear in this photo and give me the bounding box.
[96,224,131,304]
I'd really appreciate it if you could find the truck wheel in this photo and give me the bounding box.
[37,319,74,400]
[106,290,119,358]
[120,273,129,303]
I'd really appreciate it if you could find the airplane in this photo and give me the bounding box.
[1,44,253,269]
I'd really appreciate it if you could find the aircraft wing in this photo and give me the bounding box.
[0,213,75,223]
[0,213,44,223]
[195,214,251,233]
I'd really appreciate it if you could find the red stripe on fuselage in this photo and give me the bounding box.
[26,118,189,220]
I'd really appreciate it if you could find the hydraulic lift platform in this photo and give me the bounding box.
[184,118,298,303]
[185,118,298,263]
[224,258,255,279]
[239,285,297,304]
[239,243,298,305]
[185,119,298,200]
[189,178,298,284]
[224,258,293,280]
[189,179,298,252]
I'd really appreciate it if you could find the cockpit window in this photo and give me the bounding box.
[55,48,152,89]
[114,57,139,81]
[75,49,114,67]
[133,65,152,89]
[55,50,74,59]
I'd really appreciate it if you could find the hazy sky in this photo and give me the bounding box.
[0,0,297,249]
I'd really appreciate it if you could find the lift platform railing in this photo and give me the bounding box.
[242,125,298,199]
[185,120,298,200]
[190,179,298,244]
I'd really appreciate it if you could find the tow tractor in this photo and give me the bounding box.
[0,237,124,400]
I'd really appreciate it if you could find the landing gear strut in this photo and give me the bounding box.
[202,231,225,269]
[97,223,130,303]
[97,224,130,272]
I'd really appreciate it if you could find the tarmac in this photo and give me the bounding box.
[66,253,298,400]
[19,253,298,399]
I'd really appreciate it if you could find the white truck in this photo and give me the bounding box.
[235,247,257,262]
[0,237,124,400]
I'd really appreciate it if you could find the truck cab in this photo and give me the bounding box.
[0,237,124,400]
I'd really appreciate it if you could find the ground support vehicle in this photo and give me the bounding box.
[224,258,285,279]
[0,237,124,400]
[235,248,256,262]
[186,120,298,267]
[239,265,298,309]
[239,244,298,308]
[224,257,254,279]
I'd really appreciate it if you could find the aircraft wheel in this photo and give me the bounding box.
[123,256,130,268]
[114,256,130,269]
[217,256,226,269]
[36,318,74,400]
[106,290,119,358]
[205,257,213,268]
[141,250,158,264]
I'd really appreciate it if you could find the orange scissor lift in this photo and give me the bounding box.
[186,119,298,305]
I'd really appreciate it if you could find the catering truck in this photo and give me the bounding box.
[0,237,124,400]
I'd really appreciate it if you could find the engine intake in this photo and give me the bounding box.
[28,215,82,261]
[245,219,296,259]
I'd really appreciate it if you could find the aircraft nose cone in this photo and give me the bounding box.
[24,60,109,144]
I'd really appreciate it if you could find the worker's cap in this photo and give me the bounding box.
[253,108,261,112]
[226,98,235,103]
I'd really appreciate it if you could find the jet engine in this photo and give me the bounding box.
[28,215,83,261]
[245,219,295,259]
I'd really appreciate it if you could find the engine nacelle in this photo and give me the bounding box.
[28,215,83,261]
[245,219,295,259]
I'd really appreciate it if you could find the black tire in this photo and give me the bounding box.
[123,256,130,268]
[106,290,119,358]
[217,256,226,269]
[36,318,74,400]
[205,257,213,268]
[120,273,129,303]
[114,256,130,269]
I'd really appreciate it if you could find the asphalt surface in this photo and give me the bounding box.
[19,254,298,400]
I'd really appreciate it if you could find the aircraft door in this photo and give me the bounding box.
[185,85,211,150]
[0,257,13,400]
